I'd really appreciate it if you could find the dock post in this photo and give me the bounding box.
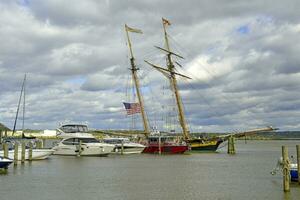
[14,143,19,165]
[36,140,42,149]
[158,134,161,155]
[282,146,290,192]
[227,136,231,154]
[42,139,46,148]
[28,142,33,161]
[227,136,236,154]
[3,143,9,158]
[297,145,300,185]
[232,136,236,153]
[121,140,124,155]
[21,142,26,163]
[77,140,82,157]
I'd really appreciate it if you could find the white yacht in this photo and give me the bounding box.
[103,137,145,154]
[53,124,114,156]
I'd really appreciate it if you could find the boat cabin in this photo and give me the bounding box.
[61,137,99,145]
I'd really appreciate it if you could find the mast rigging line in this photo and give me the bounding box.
[137,67,174,131]
[166,34,261,130]
[177,65,266,132]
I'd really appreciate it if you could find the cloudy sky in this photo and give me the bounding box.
[0,0,299,133]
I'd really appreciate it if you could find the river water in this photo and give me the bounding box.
[1,140,300,200]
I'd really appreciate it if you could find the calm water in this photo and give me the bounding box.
[1,140,300,200]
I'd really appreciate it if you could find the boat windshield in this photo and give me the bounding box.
[62,137,99,145]
[104,138,129,144]
[148,136,175,143]
[61,125,88,133]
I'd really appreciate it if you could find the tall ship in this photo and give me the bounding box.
[123,23,188,154]
[145,18,275,152]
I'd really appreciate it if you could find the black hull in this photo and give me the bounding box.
[189,139,224,152]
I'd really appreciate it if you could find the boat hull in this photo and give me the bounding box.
[142,144,188,154]
[290,164,298,182]
[113,146,145,154]
[188,139,223,152]
[52,144,114,156]
[0,157,13,168]
[0,149,54,160]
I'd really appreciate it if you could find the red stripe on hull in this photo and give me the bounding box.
[142,144,188,154]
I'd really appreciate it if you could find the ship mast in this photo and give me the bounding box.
[125,24,150,137]
[12,74,26,136]
[145,18,191,140]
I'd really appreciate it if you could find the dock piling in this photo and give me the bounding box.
[42,139,46,148]
[14,143,18,165]
[227,136,236,154]
[158,134,161,155]
[121,140,124,155]
[36,140,42,149]
[297,145,300,185]
[77,140,82,157]
[21,142,26,163]
[3,143,8,158]
[28,142,33,161]
[282,146,290,192]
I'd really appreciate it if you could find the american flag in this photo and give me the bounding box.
[123,102,141,115]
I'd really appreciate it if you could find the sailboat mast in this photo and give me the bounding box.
[12,74,26,135]
[22,74,26,134]
[125,25,150,137]
[162,18,190,140]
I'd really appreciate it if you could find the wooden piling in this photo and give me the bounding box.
[158,134,161,155]
[21,142,26,163]
[121,140,124,155]
[0,131,2,144]
[3,143,9,158]
[77,140,82,157]
[232,137,236,153]
[28,142,33,161]
[14,143,19,165]
[227,136,236,154]
[42,139,46,148]
[297,145,300,185]
[36,140,42,149]
[227,136,231,154]
[282,146,290,192]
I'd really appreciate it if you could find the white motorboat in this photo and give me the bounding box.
[0,148,54,161]
[53,123,114,156]
[103,138,145,154]
[52,136,114,156]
